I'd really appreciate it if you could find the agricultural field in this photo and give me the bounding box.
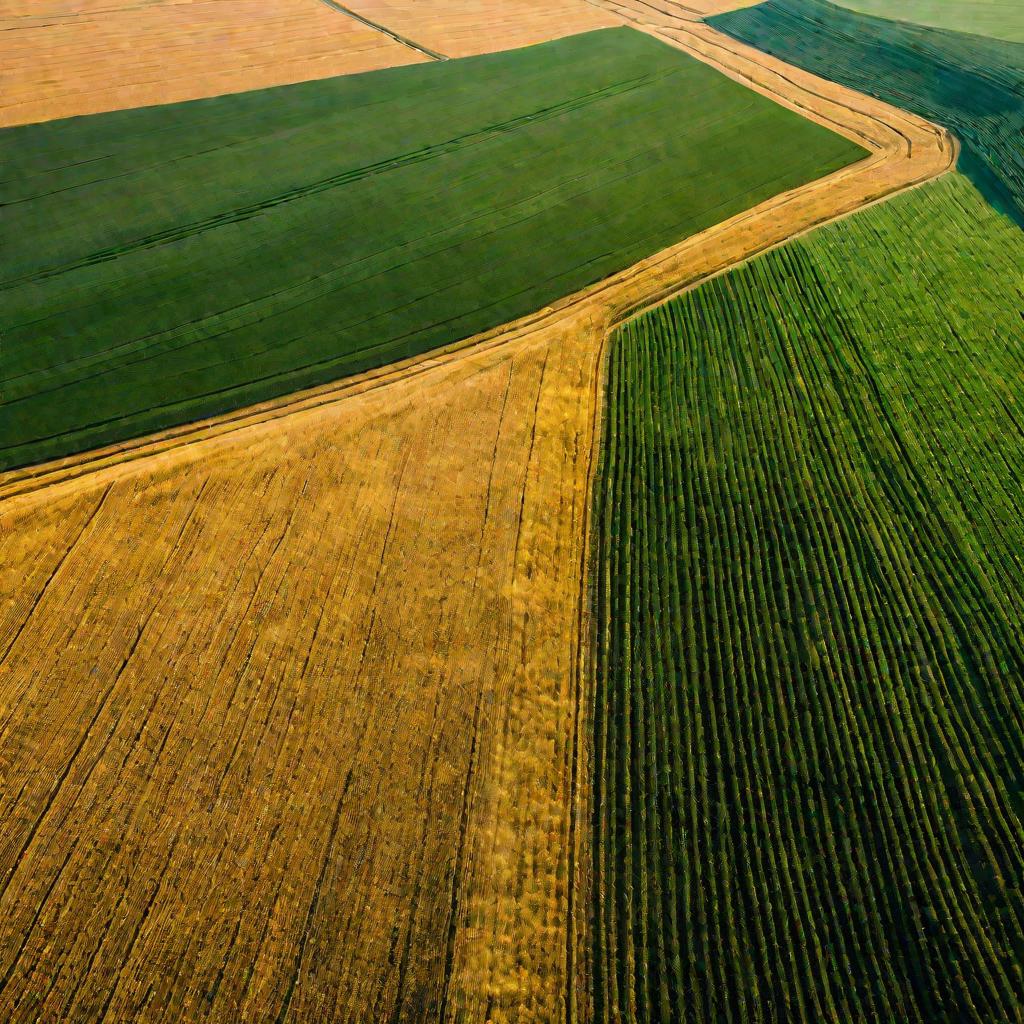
[7,0,1024,1021]
[0,25,866,472]
[0,0,425,128]
[832,0,1024,42]
[591,172,1024,1023]
[711,0,1024,226]
[339,0,618,56]
[0,313,606,1024]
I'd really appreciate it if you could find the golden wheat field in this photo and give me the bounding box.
[337,0,618,57]
[0,0,425,128]
[0,3,957,1021]
[0,314,607,1023]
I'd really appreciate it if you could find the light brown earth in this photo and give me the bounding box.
[338,0,618,57]
[0,8,955,1024]
[0,0,426,128]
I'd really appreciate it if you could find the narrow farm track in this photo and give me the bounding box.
[0,13,955,1024]
[314,0,449,60]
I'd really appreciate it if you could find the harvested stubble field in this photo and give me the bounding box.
[712,0,1024,228]
[592,173,1024,1024]
[0,26,867,472]
[0,9,955,1024]
[0,318,607,1024]
[339,0,618,57]
[0,0,425,129]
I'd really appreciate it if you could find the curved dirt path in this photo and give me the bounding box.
[0,14,954,1024]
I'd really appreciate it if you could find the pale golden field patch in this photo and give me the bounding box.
[337,0,618,57]
[0,0,425,128]
[0,12,955,1022]
[0,319,604,1023]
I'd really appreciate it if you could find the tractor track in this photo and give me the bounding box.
[314,0,448,60]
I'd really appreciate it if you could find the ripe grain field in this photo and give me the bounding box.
[592,172,1024,1024]
[0,317,606,1023]
[0,0,426,128]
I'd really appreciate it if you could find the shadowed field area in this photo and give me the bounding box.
[712,0,1024,228]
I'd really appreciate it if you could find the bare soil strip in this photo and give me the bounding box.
[0,14,954,1024]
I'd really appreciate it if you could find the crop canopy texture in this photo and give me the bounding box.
[0,27,865,471]
[831,0,1024,43]
[712,0,1024,230]
[591,172,1024,1024]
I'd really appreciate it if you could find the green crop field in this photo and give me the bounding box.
[591,173,1024,1024]
[0,26,865,471]
[711,0,1024,230]
[832,0,1024,43]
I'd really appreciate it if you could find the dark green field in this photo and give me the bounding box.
[712,0,1024,229]
[591,173,1024,1023]
[0,27,865,471]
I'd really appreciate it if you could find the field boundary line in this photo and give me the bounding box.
[566,5,955,1014]
[314,0,448,59]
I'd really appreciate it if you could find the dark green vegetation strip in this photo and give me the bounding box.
[711,0,1024,229]
[591,173,1024,1024]
[0,27,864,471]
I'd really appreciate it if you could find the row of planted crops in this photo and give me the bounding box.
[711,0,1024,228]
[590,173,1024,1023]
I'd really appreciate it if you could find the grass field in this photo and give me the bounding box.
[0,26,866,472]
[711,0,1024,229]
[591,172,1024,1023]
[831,0,1024,43]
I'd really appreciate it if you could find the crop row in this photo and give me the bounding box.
[712,0,1024,230]
[591,173,1024,1023]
